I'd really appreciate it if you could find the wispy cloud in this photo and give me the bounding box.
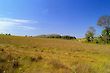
[0,17,38,24]
[0,17,38,35]
[18,25,36,30]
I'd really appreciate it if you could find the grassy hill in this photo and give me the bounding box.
[0,35,110,73]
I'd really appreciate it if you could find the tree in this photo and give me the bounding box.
[61,35,76,40]
[85,27,95,42]
[100,29,110,43]
[97,16,110,43]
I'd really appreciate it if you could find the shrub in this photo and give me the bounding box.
[47,34,61,38]
[30,57,38,62]
[61,35,76,40]
[72,63,96,73]
[0,53,19,73]
[85,27,95,42]
[50,60,67,69]
[12,59,20,68]
[37,55,43,60]
[30,55,43,62]
[0,48,4,52]
[36,34,76,40]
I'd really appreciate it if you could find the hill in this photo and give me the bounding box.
[0,35,110,73]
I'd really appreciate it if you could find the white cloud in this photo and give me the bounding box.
[0,18,38,24]
[18,25,36,30]
[0,17,38,34]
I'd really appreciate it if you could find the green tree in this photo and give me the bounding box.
[85,27,95,42]
[99,29,110,43]
[97,16,110,43]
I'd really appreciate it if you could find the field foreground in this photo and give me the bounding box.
[0,36,110,73]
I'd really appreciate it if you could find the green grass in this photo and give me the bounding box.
[0,35,110,73]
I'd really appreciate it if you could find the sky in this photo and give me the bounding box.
[0,0,110,37]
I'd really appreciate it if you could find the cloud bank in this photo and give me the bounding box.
[0,17,38,35]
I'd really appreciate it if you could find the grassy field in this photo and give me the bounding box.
[0,35,110,73]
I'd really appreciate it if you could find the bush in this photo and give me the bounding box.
[72,63,96,73]
[85,27,95,42]
[47,34,61,38]
[12,59,20,68]
[0,53,20,73]
[0,49,4,52]
[30,55,43,62]
[61,35,76,40]
[50,60,68,69]
[36,34,76,40]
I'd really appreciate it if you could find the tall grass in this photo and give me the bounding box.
[0,35,110,73]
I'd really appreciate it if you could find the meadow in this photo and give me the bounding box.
[0,35,110,73]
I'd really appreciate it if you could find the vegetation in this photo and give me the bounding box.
[36,34,76,40]
[97,16,110,43]
[0,35,109,73]
[1,16,110,73]
[0,33,11,36]
[85,27,95,42]
[85,15,110,44]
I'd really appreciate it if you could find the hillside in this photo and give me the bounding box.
[0,35,110,73]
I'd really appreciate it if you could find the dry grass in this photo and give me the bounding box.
[0,35,110,73]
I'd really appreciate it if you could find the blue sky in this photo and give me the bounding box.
[0,0,110,37]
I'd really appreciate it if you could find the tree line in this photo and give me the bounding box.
[0,33,11,36]
[85,16,110,44]
[37,34,76,40]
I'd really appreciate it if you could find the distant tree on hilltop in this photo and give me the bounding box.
[36,34,76,40]
[62,35,76,40]
[85,27,95,42]
[97,16,110,43]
